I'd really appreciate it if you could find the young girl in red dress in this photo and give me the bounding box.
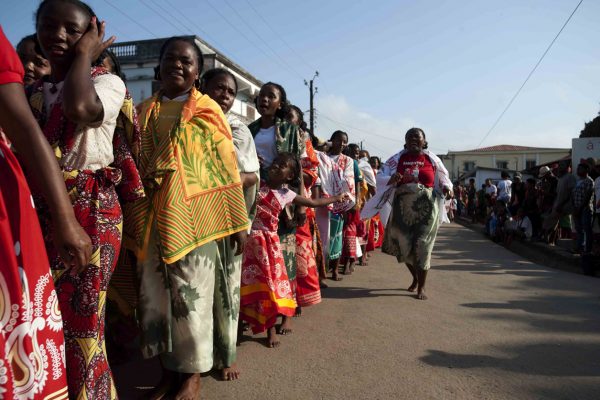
[240,153,347,348]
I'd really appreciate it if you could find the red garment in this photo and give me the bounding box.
[294,139,322,307]
[341,209,361,261]
[240,187,296,333]
[295,216,322,307]
[0,25,68,399]
[366,214,384,251]
[396,152,435,188]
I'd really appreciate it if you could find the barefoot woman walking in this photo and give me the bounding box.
[380,128,452,300]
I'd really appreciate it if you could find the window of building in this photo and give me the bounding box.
[463,161,475,172]
[525,159,536,169]
[496,160,508,169]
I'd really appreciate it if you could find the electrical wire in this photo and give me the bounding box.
[204,0,303,81]
[152,0,239,59]
[102,0,158,37]
[317,112,403,143]
[140,0,187,35]
[317,112,446,153]
[242,0,316,72]
[476,0,583,148]
[222,0,305,79]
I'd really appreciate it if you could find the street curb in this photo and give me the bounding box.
[453,218,587,276]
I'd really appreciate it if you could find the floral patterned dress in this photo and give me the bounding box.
[240,186,297,333]
[27,67,143,399]
[295,138,322,307]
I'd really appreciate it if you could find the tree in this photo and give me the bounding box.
[580,109,600,138]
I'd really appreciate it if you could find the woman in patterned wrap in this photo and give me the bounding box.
[379,128,452,300]
[202,67,260,382]
[130,37,248,400]
[29,1,143,397]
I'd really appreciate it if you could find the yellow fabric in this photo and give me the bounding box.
[156,99,185,140]
[125,88,249,264]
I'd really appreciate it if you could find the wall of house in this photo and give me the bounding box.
[444,150,570,180]
[462,170,532,189]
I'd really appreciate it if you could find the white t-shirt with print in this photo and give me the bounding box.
[497,179,512,202]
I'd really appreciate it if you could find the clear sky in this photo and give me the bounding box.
[3,0,599,160]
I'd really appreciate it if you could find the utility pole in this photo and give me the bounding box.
[304,71,319,135]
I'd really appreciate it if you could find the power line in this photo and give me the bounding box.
[317,112,403,143]
[242,0,316,72]
[140,0,187,35]
[102,0,158,37]
[222,0,305,79]
[317,112,446,153]
[157,0,240,60]
[204,0,302,81]
[358,140,389,157]
[477,0,583,148]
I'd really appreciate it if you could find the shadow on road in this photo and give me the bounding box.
[322,286,412,300]
[420,225,600,382]
[420,341,600,377]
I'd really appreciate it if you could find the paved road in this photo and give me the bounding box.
[114,223,600,399]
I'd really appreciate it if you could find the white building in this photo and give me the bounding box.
[440,144,570,182]
[110,36,262,124]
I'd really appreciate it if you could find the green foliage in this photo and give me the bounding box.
[580,109,600,138]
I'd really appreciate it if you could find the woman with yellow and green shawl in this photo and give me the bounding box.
[127,37,249,400]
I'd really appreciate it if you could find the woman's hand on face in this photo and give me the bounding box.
[75,17,116,61]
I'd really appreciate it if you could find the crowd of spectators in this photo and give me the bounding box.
[450,159,600,274]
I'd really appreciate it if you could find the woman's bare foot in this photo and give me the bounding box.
[294,307,302,317]
[416,289,428,300]
[343,264,352,275]
[174,373,201,400]
[147,369,176,400]
[221,364,240,381]
[267,326,280,348]
[279,316,293,335]
[331,271,343,281]
[407,280,418,292]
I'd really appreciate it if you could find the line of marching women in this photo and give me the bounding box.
[0,1,453,399]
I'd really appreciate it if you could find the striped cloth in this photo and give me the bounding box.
[126,88,249,264]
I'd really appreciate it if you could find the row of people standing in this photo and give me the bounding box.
[0,1,384,398]
[1,1,455,398]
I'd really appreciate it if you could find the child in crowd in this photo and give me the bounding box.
[504,208,533,247]
[240,152,347,348]
[16,34,50,85]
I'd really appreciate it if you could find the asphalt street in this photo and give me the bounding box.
[115,223,600,399]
